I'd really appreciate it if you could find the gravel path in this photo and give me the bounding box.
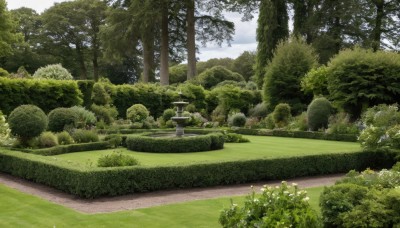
[0,173,343,214]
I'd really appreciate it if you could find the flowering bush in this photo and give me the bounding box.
[33,64,73,80]
[219,181,320,227]
[0,111,14,146]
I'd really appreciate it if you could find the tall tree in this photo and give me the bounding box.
[0,0,22,58]
[160,0,170,85]
[254,0,289,87]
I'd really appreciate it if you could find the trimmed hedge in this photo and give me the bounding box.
[0,149,396,198]
[126,133,225,153]
[0,78,83,115]
[230,129,358,142]
[77,80,94,109]
[17,141,110,156]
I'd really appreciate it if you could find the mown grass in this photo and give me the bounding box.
[0,183,324,228]
[53,136,360,167]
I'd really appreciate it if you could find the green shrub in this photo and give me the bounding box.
[288,112,308,131]
[0,110,13,146]
[91,104,118,125]
[220,181,320,228]
[98,151,139,167]
[169,64,187,84]
[77,80,94,109]
[127,104,150,123]
[307,97,332,131]
[8,105,48,144]
[248,103,269,119]
[48,108,78,132]
[0,67,9,77]
[71,129,99,143]
[223,133,250,143]
[56,131,74,145]
[177,83,207,111]
[104,134,122,148]
[25,141,110,156]
[162,108,176,122]
[92,83,112,106]
[38,132,58,148]
[197,66,245,89]
[69,106,96,128]
[301,66,329,97]
[32,64,73,80]
[228,113,247,127]
[264,113,275,129]
[273,103,292,128]
[327,113,359,135]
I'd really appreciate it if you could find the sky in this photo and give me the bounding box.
[5,0,258,61]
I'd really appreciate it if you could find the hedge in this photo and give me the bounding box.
[16,141,110,156]
[0,78,83,115]
[230,129,357,142]
[77,80,94,109]
[0,149,396,198]
[126,133,225,153]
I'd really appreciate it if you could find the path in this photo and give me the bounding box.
[0,173,343,214]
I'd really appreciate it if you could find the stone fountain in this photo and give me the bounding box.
[171,91,189,137]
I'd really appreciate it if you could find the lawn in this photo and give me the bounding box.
[0,183,324,228]
[53,136,360,167]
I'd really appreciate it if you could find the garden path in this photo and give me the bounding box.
[0,173,343,214]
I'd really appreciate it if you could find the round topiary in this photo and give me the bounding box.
[8,105,48,141]
[48,108,78,132]
[229,113,247,127]
[307,97,332,131]
[38,131,58,148]
[162,108,176,121]
[273,103,292,128]
[127,104,150,123]
[32,64,73,80]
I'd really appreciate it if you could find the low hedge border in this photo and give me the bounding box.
[15,141,110,156]
[126,133,225,153]
[99,128,223,135]
[230,129,358,142]
[0,149,397,198]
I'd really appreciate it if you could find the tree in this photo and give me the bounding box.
[255,0,289,87]
[263,37,318,114]
[0,0,22,58]
[232,51,256,82]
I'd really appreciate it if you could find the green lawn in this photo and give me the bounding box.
[53,136,360,167]
[0,183,324,228]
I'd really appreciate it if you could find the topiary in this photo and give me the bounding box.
[48,108,78,132]
[307,97,332,131]
[228,112,247,127]
[56,131,74,145]
[273,103,292,128]
[127,104,150,123]
[68,106,96,128]
[91,83,112,106]
[38,132,58,148]
[8,105,48,144]
[97,151,139,167]
[32,64,73,80]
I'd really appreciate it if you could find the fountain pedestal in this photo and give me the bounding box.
[171,101,189,137]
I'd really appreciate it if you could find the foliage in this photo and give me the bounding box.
[232,51,256,82]
[69,106,97,128]
[104,134,122,148]
[8,105,48,143]
[307,97,332,131]
[33,64,73,80]
[228,113,247,127]
[162,108,176,121]
[288,112,308,131]
[127,104,150,123]
[97,151,139,167]
[0,68,10,77]
[0,110,13,146]
[220,181,320,227]
[197,66,245,89]
[263,37,317,115]
[71,129,99,143]
[56,131,74,145]
[25,141,110,156]
[38,132,58,148]
[0,0,23,58]
[92,83,112,106]
[273,103,292,128]
[327,113,359,135]
[264,113,275,129]
[169,64,187,84]
[126,133,225,153]
[223,133,250,143]
[90,104,118,125]
[177,83,207,111]
[76,80,94,109]
[326,48,400,118]
[47,108,78,132]
[0,77,83,115]
[248,103,269,119]
[301,66,329,97]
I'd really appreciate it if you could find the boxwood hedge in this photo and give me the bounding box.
[0,149,397,198]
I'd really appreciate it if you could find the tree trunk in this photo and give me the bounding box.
[142,32,155,83]
[76,43,87,80]
[372,1,384,51]
[186,0,197,80]
[92,34,99,81]
[160,0,169,86]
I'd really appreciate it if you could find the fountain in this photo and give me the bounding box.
[171,91,189,137]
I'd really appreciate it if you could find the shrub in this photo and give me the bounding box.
[104,134,123,148]
[27,141,110,156]
[307,97,332,131]
[223,133,250,143]
[219,181,320,227]
[91,104,118,125]
[71,129,99,143]
[301,66,329,97]
[264,113,275,129]
[169,64,187,84]
[92,83,112,106]
[8,105,48,144]
[212,85,261,115]
[38,132,58,148]
[69,106,96,128]
[327,113,359,135]
[248,103,269,119]
[162,108,176,122]
[0,67,9,77]
[287,112,308,131]
[127,104,150,123]
[48,108,78,132]
[56,131,74,145]
[197,66,245,89]
[177,83,207,111]
[0,111,13,146]
[32,64,73,80]
[77,80,94,109]
[273,103,292,128]
[98,151,139,167]
[228,113,247,127]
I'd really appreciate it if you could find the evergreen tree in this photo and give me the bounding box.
[0,0,22,58]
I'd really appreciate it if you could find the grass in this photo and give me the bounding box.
[53,135,360,167]
[0,183,324,228]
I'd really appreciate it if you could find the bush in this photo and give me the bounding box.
[197,66,245,89]
[32,64,73,80]
[162,108,176,122]
[127,104,150,123]
[228,113,247,127]
[0,110,13,146]
[220,181,320,228]
[169,64,187,84]
[71,129,99,143]
[248,103,269,119]
[77,80,94,109]
[288,112,308,131]
[307,97,332,131]
[91,104,118,125]
[273,103,292,128]
[26,141,110,156]
[327,113,359,135]
[301,66,329,97]
[92,83,112,106]
[56,131,74,145]
[0,67,9,77]
[38,132,58,148]
[223,133,250,143]
[69,106,96,128]
[97,151,139,167]
[8,105,48,143]
[104,134,123,148]
[48,108,78,132]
